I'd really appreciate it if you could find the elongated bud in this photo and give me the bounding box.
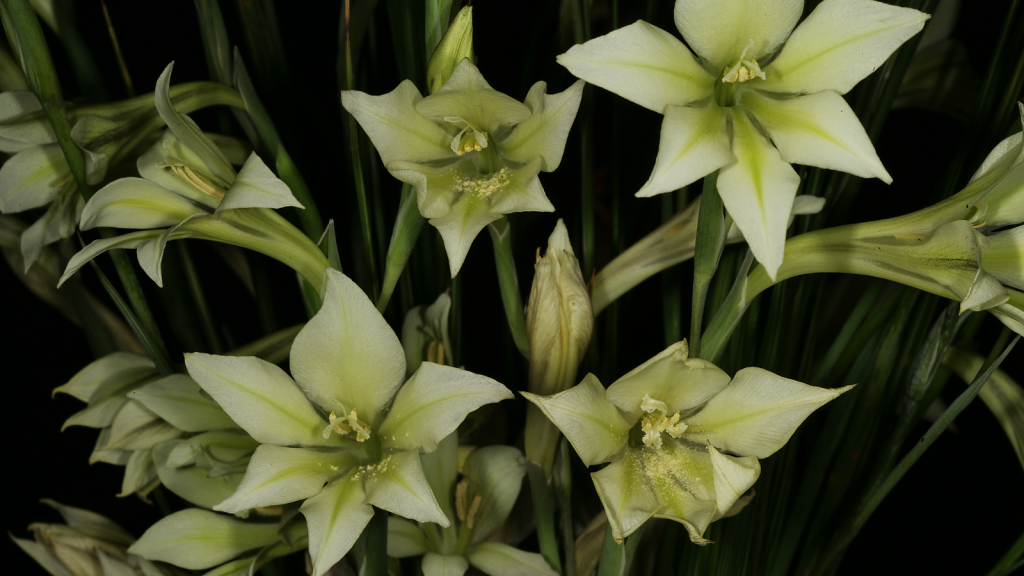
[524,219,593,473]
[426,6,475,94]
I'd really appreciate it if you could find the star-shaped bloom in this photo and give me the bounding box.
[557,0,928,279]
[342,59,584,276]
[524,341,850,543]
[185,268,513,576]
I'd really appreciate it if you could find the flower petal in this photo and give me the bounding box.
[215,152,303,213]
[717,109,800,281]
[674,0,802,70]
[466,542,558,576]
[462,446,527,545]
[152,440,242,510]
[363,449,449,526]
[19,188,82,272]
[742,90,891,183]
[300,473,375,576]
[185,353,330,447]
[58,229,162,288]
[386,516,428,558]
[214,444,357,513]
[762,0,929,95]
[378,362,511,454]
[707,443,760,520]
[420,432,459,522]
[590,449,660,542]
[422,553,470,576]
[130,374,238,433]
[155,62,236,184]
[0,91,55,152]
[128,508,279,570]
[0,143,66,213]
[606,341,731,420]
[499,80,584,172]
[80,177,206,231]
[682,368,852,458]
[557,20,714,113]
[415,59,530,134]
[54,352,155,402]
[289,268,407,426]
[136,130,223,210]
[389,157,479,219]
[342,80,452,165]
[636,103,734,198]
[522,374,631,467]
[137,214,206,287]
[642,441,719,544]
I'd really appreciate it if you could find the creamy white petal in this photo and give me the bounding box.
[416,59,531,134]
[499,80,585,172]
[58,229,162,288]
[741,90,891,182]
[674,0,802,70]
[717,110,800,281]
[591,449,660,542]
[363,450,449,526]
[0,144,66,213]
[342,80,453,165]
[128,509,278,570]
[422,553,470,576]
[301,474,375,576]
[763,0,929,94]
[80,177,206,231]
[707,443,760,520]
[216,152,303,213]
[386,516,428,558]
[557,20,714,113]
[466,542,558,576]
[636,103,734,198]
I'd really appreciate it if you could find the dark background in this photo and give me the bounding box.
[3,0,1021,574]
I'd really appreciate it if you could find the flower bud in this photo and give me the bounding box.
[401,292,453,376]
[524,219,593,473]
[426,6,475,95]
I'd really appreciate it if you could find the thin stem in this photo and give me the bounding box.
[690,172,725,358]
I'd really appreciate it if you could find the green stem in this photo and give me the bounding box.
[596,521,645,576]
[378,184,426,312]
[488,217,530,359]
[527,461,563,574]
[689,172,725,358]
[555,439,576,576]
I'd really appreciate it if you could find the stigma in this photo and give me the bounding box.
[640,394,687,449]
[323,409,371,442]
[445,116,490,155]
[722,40,766,84]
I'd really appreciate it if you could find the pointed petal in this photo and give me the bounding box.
[707,443,760,519]
[185,353,330,447]
[105,400,181,451]
[683,368,852,458]
[137,214,205,287]
[467,542,558,576]
[58,230,162,288]
[430,199,503,278]
[522,374,631,467]
[62,394,130,430]
[636,103,734,197]
[675,0,802,70]
[363,449,449,526]
[155,62,236,183]
[498,80,584,171]
[557,20,714,113]
[420,432,459,522]
[130,374,238,433]
[289,268,406,425]
[386,516,429,558]
[0,91,55,151]
[591,450,660,542]
[389,157,478,219]
[96,550,137,576]
[606,341,731,421]
[152,440,242,510]
[214,444,358,513]
[463,446,527,545]
[379,363,511,453]
[763,0,929,94]
[54,352,156,402]
[18,189,81,272]
[11,536,74,576]
[80,177,206,231]
[741,90,891,182]
[136,130,223,210]
[216,152,303,213]
[120,449,160,497]
[717,109,800,281]
[41,499,135,543]
[0,144,66,213]
[128,508,278,570]
[342,80,452,165]
[422,553,469,576]
[300,473,374,576]
[416,59,530,134]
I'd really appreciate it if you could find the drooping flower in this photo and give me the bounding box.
[557,0,928,279]
[183,268,513,576]
[524,340,850,543]
[342,58,584,276]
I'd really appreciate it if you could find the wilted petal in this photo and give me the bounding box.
[80,177,206,231]
[290,268,406,426]
[342,80,452,165]
[300,473,375,576]
[422,553,470,576]
[522,374,631,467]
[591,450,660,542]
[215,152,303,213]
[500,80,585,171]
[741,90,891,182]
[557,20,713,113]
[363,449,449,526]
[674,0,802,70]
[185,353,330,447]
[606,341,731,420]
[763,0,929,95]
[636,102,733,198]
[378,362,511,453]
[386,516,428,558]
[683,368,852,458]
[0,144,66,213]
[717,110,800,281]
[707,443,759,519]
[215,444,357,513]
[129,508,278,570]
[466,542,558,576]
[416,59,531,134]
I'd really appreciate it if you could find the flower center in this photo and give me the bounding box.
[323,409,371,442]
[445,116,490,156]
[454,167,512,200]
[722,40,766,84]
[639,394,687,450]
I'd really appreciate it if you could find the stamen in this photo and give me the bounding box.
[722,39,766,84]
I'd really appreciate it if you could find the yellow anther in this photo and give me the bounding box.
[466,494,482,529]
[170,164,226,201]
[639,394,688,449]
[322,409,371,442]
[722,40,766,84]
[455,479,470,522]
